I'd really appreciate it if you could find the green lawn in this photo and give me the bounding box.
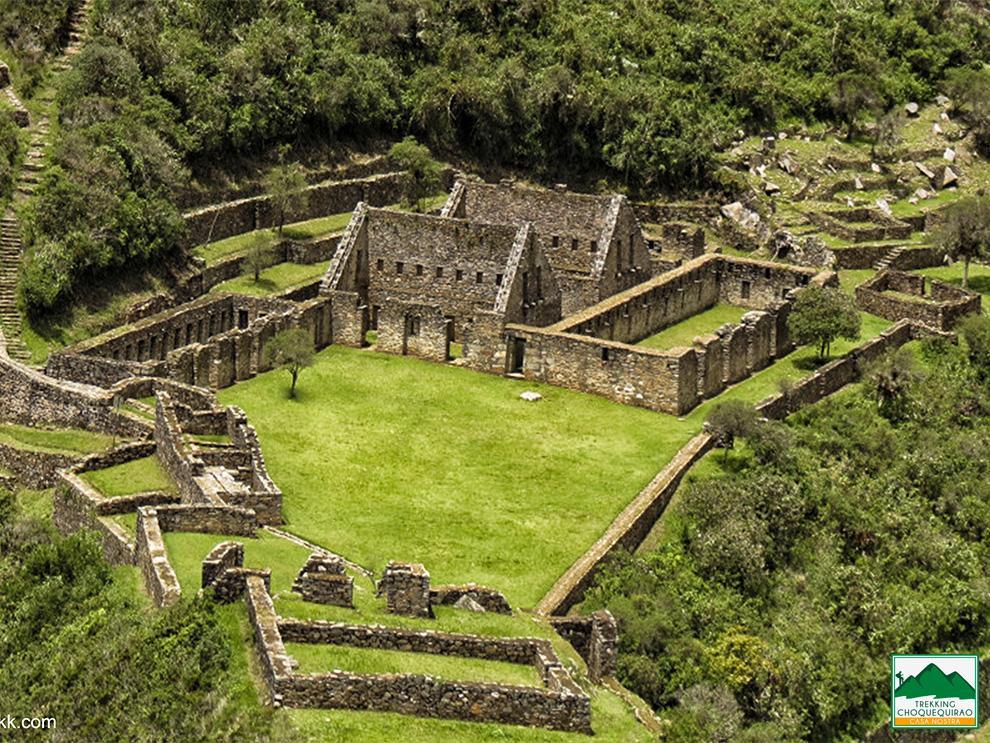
[915,262,990,301]
[81,456,176,497]
[287,643,542,686]
[0,423,114,455]
[219,346,698,608]
[212,261,329,297]
[637,303,748,349]
[109,512,137,534]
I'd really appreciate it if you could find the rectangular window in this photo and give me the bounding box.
[416,264,423,276]
[376,258,384,271]
[601,347,611,362]
[552,235,559,248]
[456,269,464,281]
[476,271,483,284]
[571,237,578,250]
[741,280,751,299]
[590,240,598,253]
[409,316,421,336]
[396,261,404,274]
[436,266,443,278]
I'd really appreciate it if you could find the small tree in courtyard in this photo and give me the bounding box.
[937,196,990,289]
[705,400,758,463]
[264,147,310,235]
[389,136,442,212]
[265,329,314,398]
[787,285,861,362]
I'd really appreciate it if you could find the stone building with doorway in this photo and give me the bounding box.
[442,180,653,315]
[320,204,562,368]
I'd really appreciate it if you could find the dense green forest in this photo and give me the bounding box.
[0,0,84,90]
[17,0,990,313]
[0,490,283,742]
[586,336,990,741]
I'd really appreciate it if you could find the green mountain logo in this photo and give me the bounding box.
[895,663,976,701]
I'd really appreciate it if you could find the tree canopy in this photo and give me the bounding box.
[787,285,861,361]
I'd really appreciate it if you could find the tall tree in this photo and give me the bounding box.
[388,136,442,212]
[787,285,861,361]
[830,72,880,141]
[264,149,310,236]
[937,196,990,289]
[264,328,314,398]
[705,400,758,463]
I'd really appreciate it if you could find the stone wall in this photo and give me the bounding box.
[506,325,700,414]
[155,504,258,537]
[430,584,512,614]
[378,562,433,618]
[0,443,79,488]
[53,479,138,566]
[549,611,618,682]
[181,171,412,249]
[831,244,945,270]
[0,354,149,438]
[855,271,981,331]
[292,553,353,607]
[136,508,182,608]
[201,540,271,602]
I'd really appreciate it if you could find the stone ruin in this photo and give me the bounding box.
[292,552,354,608]
[377,561,433,618]
[855,269,981,331]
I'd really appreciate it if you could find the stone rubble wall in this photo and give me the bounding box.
[202,541,244,588]
[378,562,433,618]
[0,443,79,488]
[831,244,945,271]
[429,584,512,614]
[155,504,258,537]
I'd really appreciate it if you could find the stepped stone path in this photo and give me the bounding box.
[0,0,92,362]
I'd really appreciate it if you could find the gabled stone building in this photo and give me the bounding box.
[442,180,652,315]
[321,205,561,367]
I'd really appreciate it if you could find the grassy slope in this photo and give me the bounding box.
[637,303,748,349]
[212,261,329,297]
[81,456,176,497]
[219,346,698,608]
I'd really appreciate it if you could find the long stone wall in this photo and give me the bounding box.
[181,171,413,249]
[0,354,150,438]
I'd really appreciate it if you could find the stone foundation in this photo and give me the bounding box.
[855,270,980,330]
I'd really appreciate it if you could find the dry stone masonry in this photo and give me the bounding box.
[855,270,980,331]
[292,553,354,608]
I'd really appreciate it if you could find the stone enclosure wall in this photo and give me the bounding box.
[855,270,980,331]
[244,576,591,734]
[506,255,821,415]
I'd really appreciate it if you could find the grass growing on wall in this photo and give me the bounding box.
[219,346,699,608]
[81,456,176,497]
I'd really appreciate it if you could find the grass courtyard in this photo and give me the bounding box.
[636,303,748,349]
[211,261,330,297]
[219,346,699,608]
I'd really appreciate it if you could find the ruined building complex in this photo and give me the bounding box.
[40,181,827,417]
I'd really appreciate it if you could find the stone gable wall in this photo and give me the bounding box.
[136,508,181,608]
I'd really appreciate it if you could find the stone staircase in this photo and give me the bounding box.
[0,214,29,361]
[873,245,905,271]
[0,0,92,360]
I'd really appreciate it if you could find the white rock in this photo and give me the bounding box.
[876,198,892,217]
[941,166,958,189]
[764,181,781,195]
[943,148,956,163]
[933,123,943,135]
[936,94,950,107]
[846,197,855,208]
[915,162,936,180]
[520,391,542,402]
[909,197,919,205]
[854,177,864,191]
[871,163,882,173]
[778,131,788,140]
[905,101,920,116]
[915,187,931,200]
[454,595,486,613]
[941,112,950,122]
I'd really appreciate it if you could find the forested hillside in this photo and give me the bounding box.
[16,0,990,313]
[585,337,990,740]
